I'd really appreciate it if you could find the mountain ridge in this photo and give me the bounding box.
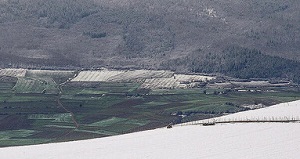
[0,0,299,81]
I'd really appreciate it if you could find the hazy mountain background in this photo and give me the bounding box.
[0,0,300,82]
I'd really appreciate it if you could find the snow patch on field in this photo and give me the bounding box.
[26,70,75,77]
[0,69,27,77]
[70,69,214,89]
[141,74,215,89]
[71,70,124,82]
[71,69,174,82]
[108,70,174,82]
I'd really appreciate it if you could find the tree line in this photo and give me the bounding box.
[161,46,300,83]
[0,0,97,28]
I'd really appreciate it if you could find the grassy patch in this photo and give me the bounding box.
[0,93,11,101]
[89,117,127,127]
[44,125,76,129]
[0,82,15,91]
[0,139,50,147]
[88,117,148,128]
[88,117,149,134]
[13,78,59,94]
[182,104,241,113]
[0,129,51,147]
[75,129,119,136]
[134,101,169,108]
[28,113,73,123]
[62,82,140,95]
[0,129,35,139]
[150,88,204,95]
[6,94,56,102]
[77,89,107,95]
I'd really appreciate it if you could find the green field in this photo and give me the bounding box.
[0,74,300,147]
[13,78,59,94]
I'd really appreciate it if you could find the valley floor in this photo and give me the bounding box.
[1,100,300,159]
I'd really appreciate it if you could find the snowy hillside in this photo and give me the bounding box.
[183,100,300,125]
[1,100,300,159]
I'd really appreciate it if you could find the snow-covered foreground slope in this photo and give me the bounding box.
[1,100,300,159]
[186,100,300,125]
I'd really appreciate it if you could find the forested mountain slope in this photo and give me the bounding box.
[0,0,299,81]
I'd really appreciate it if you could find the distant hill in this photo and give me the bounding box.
[0,0,300,82]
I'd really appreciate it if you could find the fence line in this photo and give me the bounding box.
[176,116,300,127]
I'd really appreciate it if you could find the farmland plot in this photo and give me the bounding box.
[71,69,214,90]
[26,70,75,77]
[174,74,214,82]
[141,74,215,89]
[26,70,75,79]
[141,78,178,89]
[107,70,174,82]
[28,113,72,123]
[0,76,17,93]
[0,129,49,147]
[88,117,149,134]
[26,70,76,84]
[13,78,59,94]
[0,69,27,77]
[71,70,124,82]
[230,81,290,87]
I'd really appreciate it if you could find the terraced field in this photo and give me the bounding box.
[71,69,174,82]
[13,78,59,94]
[141,74,215,89]
[174,74,215,82]
[71,70,124,82]
[108,70,174,82]
[26,70,75,77]
[141,78,179,89]
[0,76,17,93]
[71,69,214,90]
[26,70,75,84]
[28,113,73,123]
[0,69,27,77]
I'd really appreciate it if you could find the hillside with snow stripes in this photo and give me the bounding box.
[0,69,27,77]
[1,100,300,159]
